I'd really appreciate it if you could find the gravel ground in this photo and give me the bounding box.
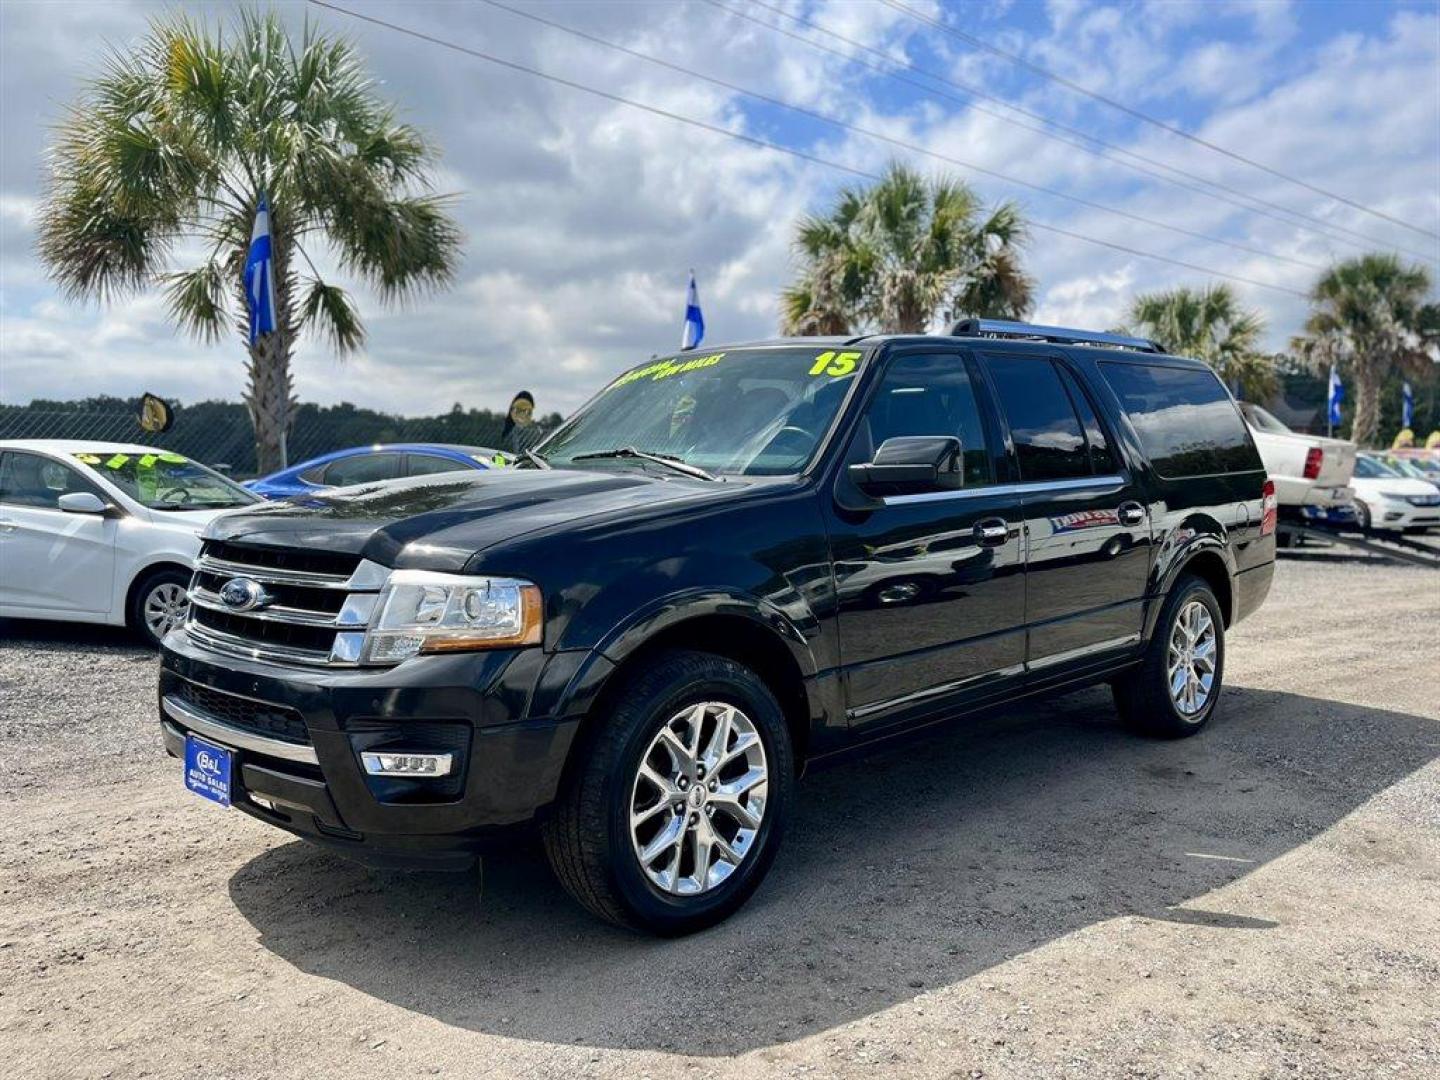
[1,552,1438,1079]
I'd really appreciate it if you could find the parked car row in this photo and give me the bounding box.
[1236,403,1440,535]
[4,404,1434,654]
[0,440,500,644]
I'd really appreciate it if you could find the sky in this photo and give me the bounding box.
[1,0,1437,418]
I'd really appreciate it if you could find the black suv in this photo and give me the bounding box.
[159,319,1276,935]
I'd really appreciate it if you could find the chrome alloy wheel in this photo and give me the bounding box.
[1167,600,1217,716]
[144,582,190,640]
[629,701,769,896]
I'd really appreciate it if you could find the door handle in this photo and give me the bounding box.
[1118,502,1146,526]
[0,520,16,534]
[974,518,1010,547]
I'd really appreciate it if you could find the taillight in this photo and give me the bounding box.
[1260,479,1277,536]
[1303,447,1323,479]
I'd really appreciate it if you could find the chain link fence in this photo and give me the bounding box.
[0,403,553,478]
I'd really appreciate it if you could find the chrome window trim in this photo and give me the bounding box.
[882,474,1127,506]
[162,696,319,764]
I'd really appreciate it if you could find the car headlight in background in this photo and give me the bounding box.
[363,571,542,663]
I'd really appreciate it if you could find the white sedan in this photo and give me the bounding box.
[0,439,260,644]
[1349,453,1440,532]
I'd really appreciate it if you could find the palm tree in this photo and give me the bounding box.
[1124,284,1276,402]
[36,11,461,472]
[1291,254,1434,446]
[779,163,1032,336]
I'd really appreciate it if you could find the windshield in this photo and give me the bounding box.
[74,450,260,510]
[1239,402,1293,434]
[1354,455,1401,479]
[1383,456,1427,479]
[540,346,865,476]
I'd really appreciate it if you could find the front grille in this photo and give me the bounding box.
[185,541,388,667]
[204,540,361,578]
[191,606,339,654]
[173,679,310,745]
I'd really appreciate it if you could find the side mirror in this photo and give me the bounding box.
[847,436,963,494]
[57,491,109,515]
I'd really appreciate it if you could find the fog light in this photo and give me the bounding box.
[361,751,454,777]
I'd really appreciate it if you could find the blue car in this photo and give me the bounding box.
[245,443,501,499]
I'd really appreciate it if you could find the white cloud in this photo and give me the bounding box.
[0,0,1435,424]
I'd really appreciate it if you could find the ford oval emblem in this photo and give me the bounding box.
[218,577,271,612]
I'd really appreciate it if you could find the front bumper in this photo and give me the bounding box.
[1367,498,1440,531]
[158,629,602,867]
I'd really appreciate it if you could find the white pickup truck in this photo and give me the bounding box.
[1238,402,1357,520]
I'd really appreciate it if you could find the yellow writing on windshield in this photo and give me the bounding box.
[612,352,726,389]
[809,350,861,377]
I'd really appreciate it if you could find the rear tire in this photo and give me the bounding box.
[128,566,192,648]
[542,649,794,935]
[1113,574,1225,739]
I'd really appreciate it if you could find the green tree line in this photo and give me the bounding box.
[0,397,561,478]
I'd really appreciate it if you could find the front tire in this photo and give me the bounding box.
[542,649,794,935]
[1113,574,1225,739]
[129,567,192,648]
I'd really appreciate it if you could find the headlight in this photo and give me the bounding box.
[363,571,542,663]
[1377,490,1413,502]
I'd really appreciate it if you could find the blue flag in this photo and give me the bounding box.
[245,195,277,344]
[681,270,704,350]
[1402,380,1414,429]
[1327,365,1344,427]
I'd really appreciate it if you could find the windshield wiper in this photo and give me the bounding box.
[517,447,551,470]
[571,446,716,481]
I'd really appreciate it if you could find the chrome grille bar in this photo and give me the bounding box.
[195,554,352,589]
[186,547,391,668]
[185,620,340,668]
[188,586,341,627]
[162,695,318,764]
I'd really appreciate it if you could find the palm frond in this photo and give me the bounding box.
[162,260,229,343]
[297,277,366,354]
[332,191,463,300]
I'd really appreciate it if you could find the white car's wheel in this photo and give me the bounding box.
[129,567,191,647]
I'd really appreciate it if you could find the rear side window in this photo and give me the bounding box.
[1100,362,1260,478]
[1056,365,1118,475]
[984,355,1089,482]
[322,452,403,486]
[406,453,470,477]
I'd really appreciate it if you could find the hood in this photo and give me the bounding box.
[203,467,752,570]
[1353,475,1438,498]
[146,505,249,528]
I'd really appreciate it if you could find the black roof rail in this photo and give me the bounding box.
[948,317,1163,354]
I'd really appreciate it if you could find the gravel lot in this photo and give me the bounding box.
[2,552,1438,1079]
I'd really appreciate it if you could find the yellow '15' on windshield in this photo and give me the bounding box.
[809,351,861,377]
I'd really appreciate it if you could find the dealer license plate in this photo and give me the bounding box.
[184,734,232,807]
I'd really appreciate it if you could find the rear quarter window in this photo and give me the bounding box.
[1099,362,1261,478]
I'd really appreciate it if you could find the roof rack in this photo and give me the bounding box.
[948,317,1162,354]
